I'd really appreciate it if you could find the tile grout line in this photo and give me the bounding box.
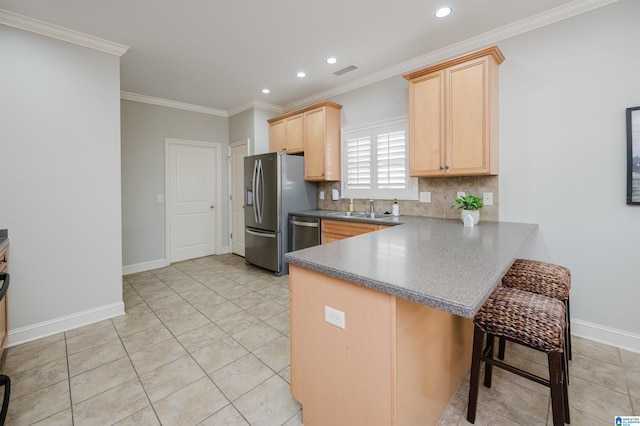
[123,258,293,424]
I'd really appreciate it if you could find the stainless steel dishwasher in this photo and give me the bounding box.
[289,215,320,252]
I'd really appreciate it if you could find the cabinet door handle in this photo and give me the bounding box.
[445,165,450,169]
[439,165,444,170]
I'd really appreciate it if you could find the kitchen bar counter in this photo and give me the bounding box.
[285,214,538,318]
[285,215,538,425]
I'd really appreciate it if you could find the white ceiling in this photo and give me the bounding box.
[0,0,610,114]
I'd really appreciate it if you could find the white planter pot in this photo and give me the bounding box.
[461,209,480,225]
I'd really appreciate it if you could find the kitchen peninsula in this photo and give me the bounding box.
[284,215,537,425]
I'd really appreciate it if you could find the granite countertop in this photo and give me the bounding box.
[284,213,538,318]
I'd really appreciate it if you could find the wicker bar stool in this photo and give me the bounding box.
[467,286,569,426]
[499,259,572,379]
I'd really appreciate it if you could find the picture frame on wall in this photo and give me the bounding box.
[627,106,640,205]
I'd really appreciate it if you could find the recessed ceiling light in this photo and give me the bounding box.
[435,7,452,18]
[326,57,338,65]
[261,88,270,94]
[297,72,306,78]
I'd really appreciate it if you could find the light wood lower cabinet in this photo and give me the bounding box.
[320,219,389,244]
[0,245,8,354]
[290,265,473,425]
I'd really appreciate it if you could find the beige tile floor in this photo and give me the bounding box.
[0,253,638,425]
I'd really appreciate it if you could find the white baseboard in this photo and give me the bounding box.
[572,319,640,354]
[219,246,230,254]
[122,258,167,275]
[6,301,125,348]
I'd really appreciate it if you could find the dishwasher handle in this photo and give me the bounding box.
[292,220,319,228]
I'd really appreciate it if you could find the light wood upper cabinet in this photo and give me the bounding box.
[269,114,304,154]
[404,46,504,177]
[268,101,342,181]
[304,104,341,181]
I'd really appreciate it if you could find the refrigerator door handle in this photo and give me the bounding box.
[252,159,259,223]
[257,159,265,223]
[246,229,276,238]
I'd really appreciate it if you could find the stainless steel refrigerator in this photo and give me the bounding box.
[244,152,316,275]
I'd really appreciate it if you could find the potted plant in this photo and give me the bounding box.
[451,194,483,224]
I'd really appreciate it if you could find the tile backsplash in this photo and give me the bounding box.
[317,176,499,221]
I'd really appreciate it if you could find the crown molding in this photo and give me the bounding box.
[227,100,283,117]
[120,91,228,117]
[251,100,284,114]
[284,0,619,111]
[0,9,129,56]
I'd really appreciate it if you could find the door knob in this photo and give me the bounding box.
[210,205,215,209]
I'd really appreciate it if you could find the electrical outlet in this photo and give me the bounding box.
[157,194,164,202]
[419,191,431,203]
[325,306,345,329]
[483,192,494,206]
[319,191,325,200]
[457,191,465,199]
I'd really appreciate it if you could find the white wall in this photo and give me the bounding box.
[229,107,279,156]
[331,76,408,129]
[0,25,124,344]
[253,107,279,154]
[229,108,255,153]
[121,100,229,270]
[498,0,640,347]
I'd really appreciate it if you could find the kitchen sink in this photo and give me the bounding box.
[328,211,394,220]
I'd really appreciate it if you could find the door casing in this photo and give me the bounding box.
[228,139,249,256]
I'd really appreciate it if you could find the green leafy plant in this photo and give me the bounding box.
[451,194,483,211]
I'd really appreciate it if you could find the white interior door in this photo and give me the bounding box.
[229,139,248,256]
[167,140,218,262]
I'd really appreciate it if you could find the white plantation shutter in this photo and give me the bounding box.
[346,134,371,189]
[341,118,417,200]
[377,129,406,189]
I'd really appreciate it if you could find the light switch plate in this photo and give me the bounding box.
[419,191,431,203]
[483,192,494,206]
[319,191,325,200]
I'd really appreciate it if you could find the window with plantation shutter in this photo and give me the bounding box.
[341,118,418,200]
[346,134,371,189]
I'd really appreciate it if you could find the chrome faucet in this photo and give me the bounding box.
[369,199,375,214]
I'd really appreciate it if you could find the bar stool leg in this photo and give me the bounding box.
[484,334,495,388]
[0,374,10,425]
[467,325,485,424]
[566,299,572,360]
[548,352,566,426]
[498,336,506,360]
[562,351,570,424]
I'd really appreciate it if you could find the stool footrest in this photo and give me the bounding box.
[481,352,551,388]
